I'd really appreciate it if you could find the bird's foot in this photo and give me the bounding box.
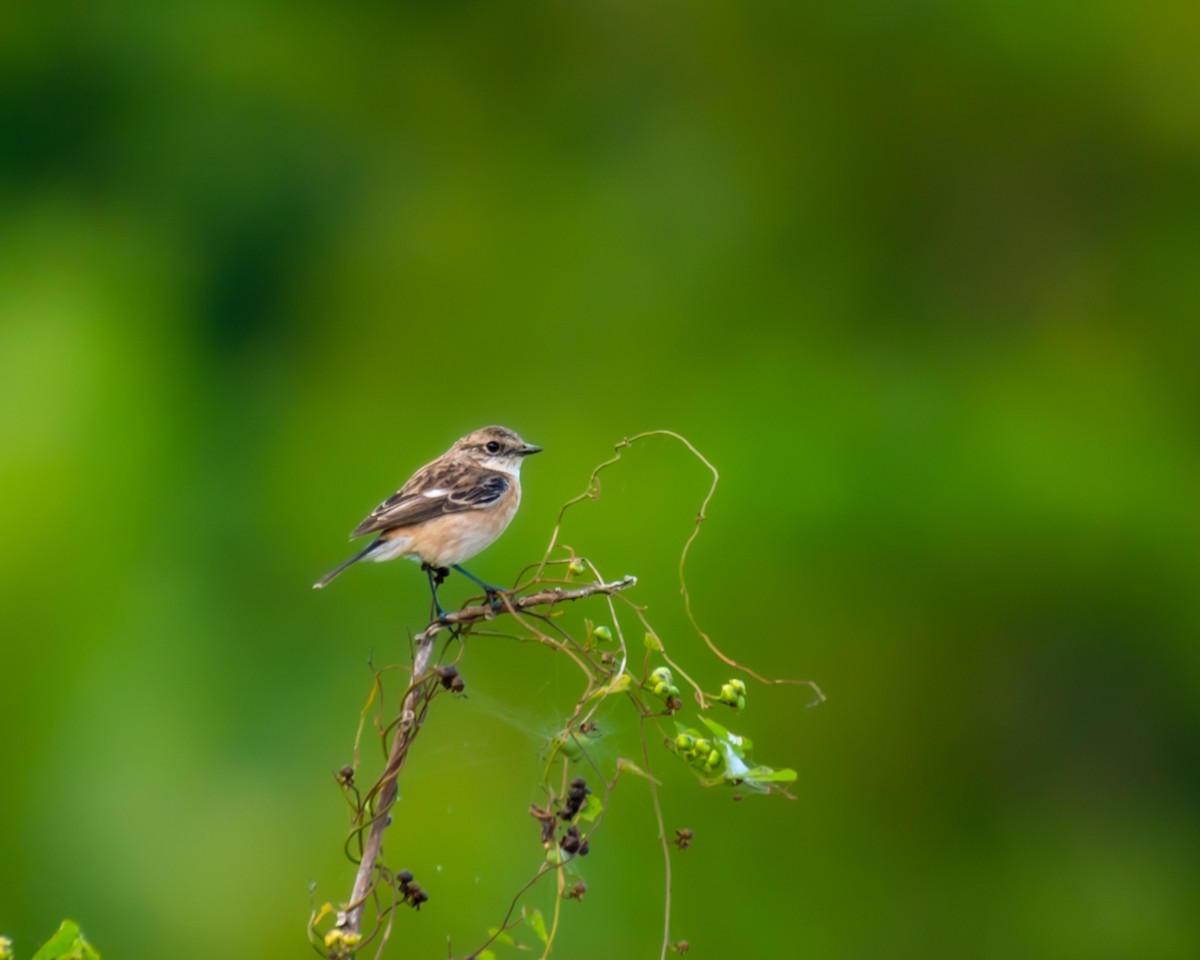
[483,586,511,612]
[450,564,509,610]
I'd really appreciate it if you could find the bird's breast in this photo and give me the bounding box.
[404,489,521,568]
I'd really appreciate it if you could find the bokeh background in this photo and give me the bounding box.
[2,3,1198,958]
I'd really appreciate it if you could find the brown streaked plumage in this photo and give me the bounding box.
[313,426,542,590]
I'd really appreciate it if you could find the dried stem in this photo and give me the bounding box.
[333,576,637,948]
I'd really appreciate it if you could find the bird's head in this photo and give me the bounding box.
[453,426,543,474]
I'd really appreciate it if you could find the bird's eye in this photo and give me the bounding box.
[485,441,501,454]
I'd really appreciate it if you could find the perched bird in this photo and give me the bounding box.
[313,426,542,610]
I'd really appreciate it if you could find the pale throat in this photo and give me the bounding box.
[479,454,524,476]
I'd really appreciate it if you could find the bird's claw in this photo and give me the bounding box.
[484,588,506,611]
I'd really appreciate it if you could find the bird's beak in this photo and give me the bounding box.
[520,443,543,456]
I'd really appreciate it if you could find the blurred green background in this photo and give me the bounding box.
[2,2,1198,958]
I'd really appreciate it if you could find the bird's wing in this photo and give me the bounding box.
[350,464,510,538]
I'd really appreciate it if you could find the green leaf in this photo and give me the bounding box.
[698,715,732,741]
[589,672,631,699]
[698,716,751,758]
[576,791,603,823]
[32,921,100,960]
[738,766,798,784]
[616,756,660,784]
[524,907,549,945]
[487,927,515,947]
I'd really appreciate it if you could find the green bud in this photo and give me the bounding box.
[559,737,584,760]
[568,559,587,577]
[592,625,612,642]
[729,679,747,696]
[675,733,694,751]
[694,738,710,754]
[650,666,673,685]
[736,695,746,711]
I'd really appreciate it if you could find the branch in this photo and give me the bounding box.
[333,576,637,948]
[416,575,638,644]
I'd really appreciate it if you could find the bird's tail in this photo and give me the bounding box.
[312,539,380,589]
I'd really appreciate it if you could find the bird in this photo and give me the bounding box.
[313,426,542,612]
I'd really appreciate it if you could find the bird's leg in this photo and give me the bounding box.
[451,564,507,609]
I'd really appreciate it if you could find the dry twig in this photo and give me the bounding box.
[333,576,637,945]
